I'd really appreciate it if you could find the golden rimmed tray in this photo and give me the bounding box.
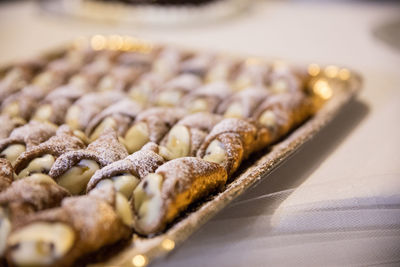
[1,36,362,267]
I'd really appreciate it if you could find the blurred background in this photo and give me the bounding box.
[1,0,399,266]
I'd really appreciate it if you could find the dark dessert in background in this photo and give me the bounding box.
[96,0,220,5]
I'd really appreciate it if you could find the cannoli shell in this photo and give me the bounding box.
[49,130,128,179]
[133,157,227,234]
[0,159,13,192]
[85,99,143,137]
[0,115,25,140]
[0,121,57,152]
[13,125,85,175]
[86,149,164,192]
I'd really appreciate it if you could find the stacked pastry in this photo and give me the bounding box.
[0,42,316,266]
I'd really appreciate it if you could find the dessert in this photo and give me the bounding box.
[0,36,356,266]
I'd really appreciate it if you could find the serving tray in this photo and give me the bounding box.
[1,36,362,267]
[75,37,361,267]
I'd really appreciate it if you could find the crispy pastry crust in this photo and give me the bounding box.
[0,159,13,192]
[86,148,164,193]
[13,125,85,175]
[85,99,143,137]
[0,115,25,140]
[0,176,70,224]
[7,188,131,267]
[49,129,128,179]
[0,121,57,152]
[133,157,227,235]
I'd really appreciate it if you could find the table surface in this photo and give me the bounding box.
[1,1,400,266]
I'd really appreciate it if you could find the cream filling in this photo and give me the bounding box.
[65,105,81,130]
[203,140,227,165]
[0,208,11,256]
[133,173,163,230]
[3,68,23,84]
[33,104,53,122]
[116,192,134,226]
[259,110,277,129]
[271,79,288,94]
[57,159,99,195]
[159,125,190,160]
[33,71,55,88]
[123,122,150,154]
[90,117,117,142]
[224,102,245,118]
[156,91,182,107]
[7,222,75,266]
[2,102,20,118]
[235,75,252,91]
[112,174,140,199]
[1,144,26,166]
[188,98,208,113]
[97,76,115,91]
[72,130,89,145]
[17,154,55,179]
[69,74,88,87]
[95,179,134,226]
[27,173,56,185]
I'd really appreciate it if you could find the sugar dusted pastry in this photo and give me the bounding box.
[0,174,70,258]
[0,121,57,166]
[153,74,202,107]
[0,159,13,192]
[152,47,184,79]
[0,59,45,103]
[132,157,227,235]
[253,91,313,141]
[159,112,222,160]
[5,182,132,267]
[268,65,305,94]
[13,125,86,180]
[65,91,124,131]
[32,83,91,125]
[86,146,165,199]
[128,72,164,105]
[96,64,146,92]
[233,59,270,91]
[180,53,215,78]
[122,107,186,154]
[85,99,143,141]
[0,114,25,140]
[197,118,259,176]
[205,56,239,82]
[217,88,270,118]
[182,81,233,113]
[49,129,128,195]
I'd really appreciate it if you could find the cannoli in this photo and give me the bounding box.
[217,88,270,118]
[0,59,45,103]
[182,81,233,113]
[13,125,86,180]
[0,159,13,192]
[132,157,227,235]
[159,112,222,160]
[0,121,57,166]
[5,182,132,267]
[85,99,143,141]
[253,91,313,142]
[180,53,215,78]
[0,174,70,258]
[49,129,128,195]
[205,57,239,83]
[153,74,202,107]
[65,91,124,131]
[197,118,259,176]
[96,64,146,92]
[0,114,25,140]
[152,47,185,80]
[86,146,165,199]
[268,65,305,94]
[32,83,91,125]
[121,107,186,154]
[128,72,164,105]
[117,51,155,69]
[233,59,270,91]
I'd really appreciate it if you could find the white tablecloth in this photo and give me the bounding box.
[1,1,399,266]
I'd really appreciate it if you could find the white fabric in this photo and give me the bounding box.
[0,1,399,266]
